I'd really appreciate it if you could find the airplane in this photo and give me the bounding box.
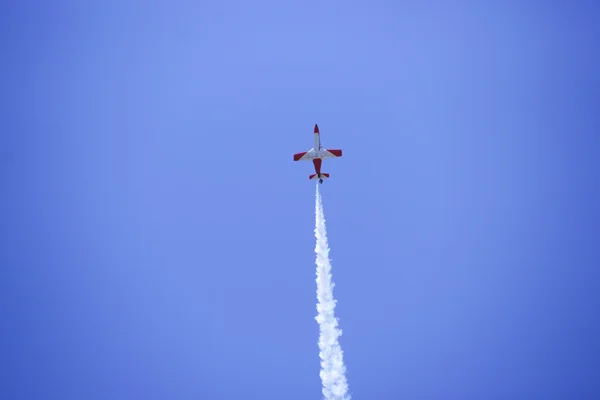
[293,124,342,184]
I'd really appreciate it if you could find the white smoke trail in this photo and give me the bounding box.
[314,184,350,400]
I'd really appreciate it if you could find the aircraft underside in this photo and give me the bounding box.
[293,124,342,184]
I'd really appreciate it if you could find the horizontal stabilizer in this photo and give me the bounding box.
[309,173,330,180]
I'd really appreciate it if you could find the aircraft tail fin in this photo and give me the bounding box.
[309,173,330,180]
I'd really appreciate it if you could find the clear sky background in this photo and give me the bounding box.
[2,1,600,399]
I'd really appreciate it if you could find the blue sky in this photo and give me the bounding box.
[2,1,600,399]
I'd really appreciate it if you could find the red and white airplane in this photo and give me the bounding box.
[293,124,342,184]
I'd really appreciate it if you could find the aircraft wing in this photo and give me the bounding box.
[320,149,343,159]
[293,149,342,161]
[293,150,315,161]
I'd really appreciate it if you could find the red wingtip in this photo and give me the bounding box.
[314,124,319,134]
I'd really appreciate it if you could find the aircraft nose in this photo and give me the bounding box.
[314,124,319,134]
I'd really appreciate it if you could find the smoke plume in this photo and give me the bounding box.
[314,184,350,400]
